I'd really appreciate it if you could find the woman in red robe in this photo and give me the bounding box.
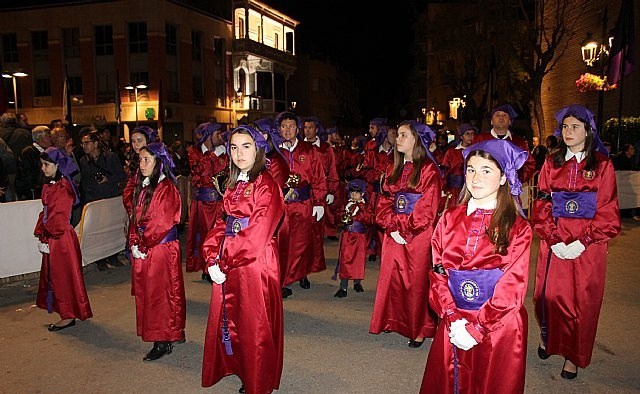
[128,142,185,362]
[201,125,285,394]
[532,105,621,379]
[122,126,158,215]
[370,120,442,347]
[35,147,92,331]
[421,139,531,394]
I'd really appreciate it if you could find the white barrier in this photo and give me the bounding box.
[616,171,640,210]
[0,196,128,279]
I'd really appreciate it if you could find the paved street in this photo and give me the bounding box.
[1,218,639,394]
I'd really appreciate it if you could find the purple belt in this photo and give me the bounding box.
[393,192,422,214]
[448,268,503,310]
[137,226,178,244]
[225,215,249,236]
[345,221,367,234]
[195,187,222,202]
[552,191,597,219]
[284,184,311,203]
[446,174,464,189]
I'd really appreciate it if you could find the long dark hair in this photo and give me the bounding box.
[551,114,598,171]
[131,146,175,228]
[39,152,63,182]
[227,129,267,189]
[459,150,518,256]
[386,121,426,189]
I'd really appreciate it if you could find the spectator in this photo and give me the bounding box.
[170,140,190,176]
[531,136,548,171]
[0,112,32,200]
[0,137,16,201]
[16,126,53,200]
[613,144,638,171]
[545,135,560,156]
[17,113,31,130]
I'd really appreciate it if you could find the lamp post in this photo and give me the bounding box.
[580,6,609,133]
[124,82,148,126]
[2,71,28,113]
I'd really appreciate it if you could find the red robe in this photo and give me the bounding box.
[338,200,374,280]
[309,139,339,261]
[421,205,532,394]
[280,141,327,286]
[330,145,349,225]
[441,143,466,206]
[267,150,290,285]
[201,172,285,394]
[473,131,536,183]
[186,145,228,272]
[129,178,185,342]
[370,161,442,339]
[122,173,136,216]
[34,178,92,321]
[532,153,620,368]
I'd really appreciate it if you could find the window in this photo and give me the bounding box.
[285,32,294,54]
[130,71,148,86]
[2,33,18,63]
[68,76,82,95]
[274,33,279,50]
[213,37,224,66]
[193,75,203,104]
[166,24,177,56]
[35,78,51,97]
[129,22,148,53]
[238,18,245,39]
[192,30,202,61]
[96,73,114,104]
[168,71,179,102]
[95,25,113,56]
[32,31,48,51]
[63,28,80,58]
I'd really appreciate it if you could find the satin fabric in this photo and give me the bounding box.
[532,153,620,368]
[338,200,374,280]
[280,141,327,286]
[201,172,285,394]
[310,140,339,267]
[473,132,536,183]
[266,150,290,285]
[122,173,136,215]
[441,144,466,205]
[34,178,92,321]
[129,179,185,342]
[421,205,532,394]
[370,161,441,339]
[185,146,228,272]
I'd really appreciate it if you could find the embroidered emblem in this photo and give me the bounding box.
[210,190,218,199]
[299,155,306,163]
[290,189,299,200]
[565,200,579,214]
[244,184,253,197]
[582,170,595,180]
[459,280,480,302]
[232,219,243,234]
[396,194,407,213]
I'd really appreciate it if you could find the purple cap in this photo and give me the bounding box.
[490,104,518,121]
[44,147,80,206]
[552,104,608,157]
[252,117,274,134]
[228,125,268,152]
[132,126,158,143]
[347,179,368,200]
[146,142,176,181]
[194,122,223,147]
[370,117,387,127]
[463,139,527,197]
[375,125,389,145]
[327,127,338,135]
[458,123,479,137]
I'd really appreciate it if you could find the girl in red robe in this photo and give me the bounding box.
[421,139,532,394]
[35,147,92,331]
[370,120,442,347]
[129,142,185,362]
[201,125,285,394]
[532,105,621,379]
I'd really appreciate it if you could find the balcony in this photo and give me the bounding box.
[233,38,296,68]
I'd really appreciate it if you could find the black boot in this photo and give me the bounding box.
[299,277,311,289]
[143,341,173,362]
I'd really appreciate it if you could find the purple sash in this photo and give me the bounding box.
[551,191,597,219]
[195,187,222,202]
[446,174,464,189]
[284,184,311,203]
[393,192,422,214]
[225,215,249,236]
[345,221,367,234]
[137,226,178,244]
[448,268,503,310]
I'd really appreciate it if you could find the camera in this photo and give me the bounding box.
[94,172,105,182]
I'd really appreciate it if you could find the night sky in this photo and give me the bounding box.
[263,0,428,121]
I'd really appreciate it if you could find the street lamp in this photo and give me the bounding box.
[125,82,148,126]
[2,71,28,113]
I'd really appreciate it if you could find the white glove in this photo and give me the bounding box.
[208,264,227,284]
[345,201,356,210]
[326,194,335,205]
[564,240,586,259]
[449,318,469,332]
[312,205,325,221]
[550,242,568,259]
[38,242,50,254]
[390,231,407,245]
[449,322,478,350]
[351,206,360,216]
[131,244,147,259]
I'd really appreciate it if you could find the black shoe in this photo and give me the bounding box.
[353,283,364,292]
[96,259,109,271]
[107,255,124,268]
[334,289,348,298]
[282,287,293,298]
[368,254,377,261]
[537,345,550,360]
[299,277,311,289]
[408,339,424,348]
[143,341,173,362]
[202,272,213,284]
[47,319,76,332]
[560,360,578,379]
[239,386,246,393]
[327,236,339,241]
